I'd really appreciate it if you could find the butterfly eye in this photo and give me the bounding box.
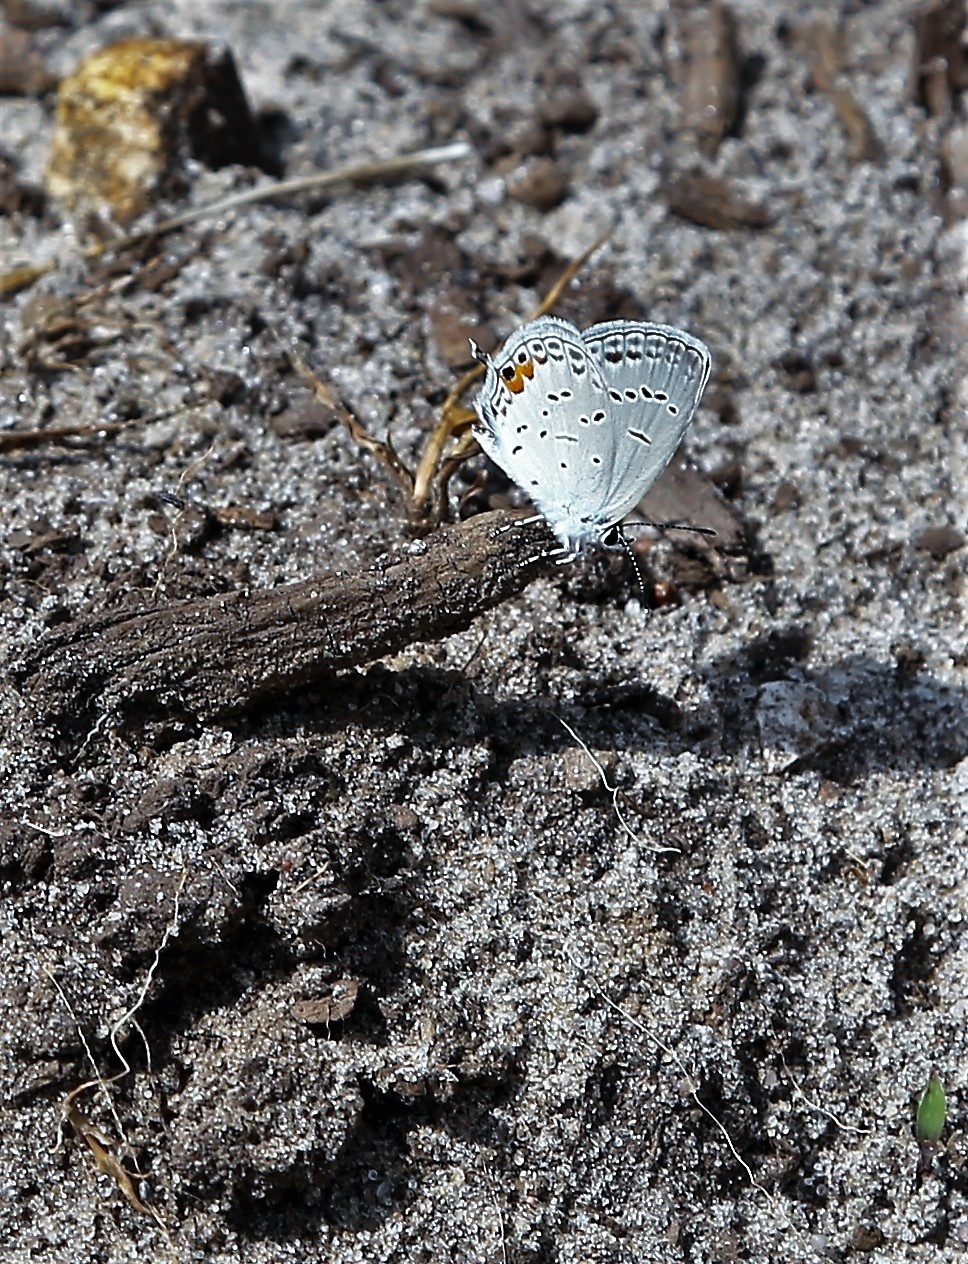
[600,525,623,548]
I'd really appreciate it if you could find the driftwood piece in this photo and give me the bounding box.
[15,511,556,734]
[663,172,773,230]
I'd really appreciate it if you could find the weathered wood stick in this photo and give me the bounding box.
[15,511,556,733]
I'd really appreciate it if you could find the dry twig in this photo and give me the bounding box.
[0,142,471,297]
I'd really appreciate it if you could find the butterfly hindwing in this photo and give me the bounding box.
[582,321,712,526]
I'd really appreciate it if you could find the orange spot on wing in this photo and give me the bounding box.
[506,359,535,394]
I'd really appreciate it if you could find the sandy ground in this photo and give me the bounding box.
[1,1,966,1261]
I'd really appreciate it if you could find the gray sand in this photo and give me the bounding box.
[0,1,965,1261]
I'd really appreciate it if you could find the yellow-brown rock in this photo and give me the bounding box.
[46,38,259,224]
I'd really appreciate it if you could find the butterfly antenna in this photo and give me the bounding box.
[625,519,718,538]
[617,527,651,603]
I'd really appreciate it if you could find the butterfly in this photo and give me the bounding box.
[470,316,712,558]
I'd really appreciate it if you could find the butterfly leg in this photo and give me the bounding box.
[516,545,573,568]
[495,512,547,536]
[509,537,575,567]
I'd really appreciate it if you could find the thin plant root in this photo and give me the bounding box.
[285,342,415,500]
[62,1082,167,1232]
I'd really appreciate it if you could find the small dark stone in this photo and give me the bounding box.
[664,172,773,230]
[0,25,55,95]
[292,978,360,1025]
[209,504,278,532]
[914,525,964,558]
[772,480,800,514]
[541,88,598,133]
[270,397,341,439]
[894,644,926,674]
[427,0,493,34]
[171,504,212,552]
[205,369,247,405]
[431,301,494,367]
[708,461,743,499]
[507,158,568,211]
[0,153,46,217]
[778,349,818,393]
[380,224,465,293]
[849,1223,885,1251]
